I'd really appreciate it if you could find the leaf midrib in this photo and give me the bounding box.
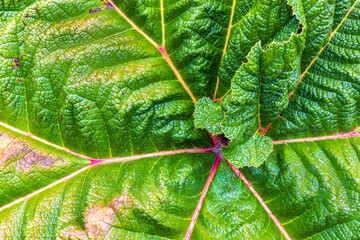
[261,0,360,138]
[3,123,360,239]
[0,144,214,212]
[212,0,237,100]
[290,0,359,97]
[107,0,197,103]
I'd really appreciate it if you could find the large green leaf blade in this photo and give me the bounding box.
[215,0,301,97]
[0,0,38,28]
[192,137,360,239]
[0,0,210,159]
[112,0,233,97]
[112,0,303,98]
[2,0,360,239]
[194,21,304,167]
[0,127,88,207]
[244,137,360,239]
[0,153,214,239]
[193,161,285,239]
[270,0,360,140]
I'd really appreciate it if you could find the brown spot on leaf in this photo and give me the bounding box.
[85,205,115,239]
[89,8,102,14]
[0,134,29,164]
[9,58,20,68]
[0,133,61,171]
[60,226,88,240]
[17,150,61,171]
[109,193,137,212]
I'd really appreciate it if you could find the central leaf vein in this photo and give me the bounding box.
[107,0,197,103]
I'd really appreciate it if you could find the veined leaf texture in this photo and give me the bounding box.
[0,0,360,239]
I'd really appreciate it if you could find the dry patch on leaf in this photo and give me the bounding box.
[109,193,138,212]
[0,134,29,164]
[85,205,115,239]
[61,194,139,239]
[0,132,62,171]
[17,150,62,171]
[60,226,88,240]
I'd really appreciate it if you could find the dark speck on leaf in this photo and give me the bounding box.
[11,58,20,68]
[18,79,22,82]
[122,92,126,95]
[86,106,91,109]
[89,8,102,14]
[24,23,26,26]
[34,7,38,12]
[25,14,30,18]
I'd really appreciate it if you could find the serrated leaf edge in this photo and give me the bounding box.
[293,0,360,97]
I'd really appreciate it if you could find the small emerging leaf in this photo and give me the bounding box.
[194,97,223,135]
[223,133,273,168]
[194,18,304,167]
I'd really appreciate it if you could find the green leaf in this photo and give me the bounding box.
[0,151,214,239]
[244,137,360,239]
[0,126,88,207]
[0,0,209,159]
[222,133,273,168]
[193,161,285,239]
[194,97,223,135]
[269,0,360,140]
[194,137,360,239]
[112,0,234,97]
[1,0,360,239]
[216,0,302,97]
[194,18,304,167]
